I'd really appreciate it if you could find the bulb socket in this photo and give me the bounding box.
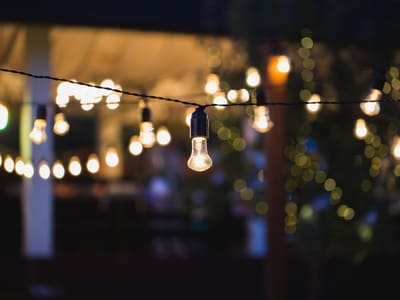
[141,106,151,122]
[190,107,209,138]
[36,105,47,121]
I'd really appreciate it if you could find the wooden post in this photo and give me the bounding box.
[21,25,54,258]
[264,54,289,300]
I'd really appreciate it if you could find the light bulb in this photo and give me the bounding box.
[68,156,82,176]
[187,137,213,172]
[86,154,100,174]
[23,161,34,178]
[306,93,321,114]
[128,135,143,156]
[105,147,119,167]
[139,105,156,148]
[156,126,171,146]
[252,106,274,133]
[246,66,261,88]
[204,73,219,95]
[30,105,47,144]
[53,111,70,135]
[15,157,25,176]
[251,87,274,133]
[391,135,400,160]
[52,160,65,179]
[39,160,51,179]
[187,107,212,172]
[213,92,228,110]
[0,103,9,130]
[4,155,14,173]
[360,88,381,116]
[354,118,368,139]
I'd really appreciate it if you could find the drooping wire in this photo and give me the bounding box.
[0,67,396,108]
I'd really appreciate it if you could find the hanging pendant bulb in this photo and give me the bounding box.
[139,101,156,148]
[187,107,213,172]
[30,105,47,144]
[53,107,70,136]
[360,88,381,116]
[251,87,274,133]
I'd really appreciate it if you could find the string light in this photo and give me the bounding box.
[187,107,213,172]
[128,135,143,156]
[354,118,368,139]
[156,126,172,146]
[139,100,156,148]
[30,105,47,144]
[68,156,82,176]
[53,107,70,136]
[52,160,65,179]
[23,161,34,178]
[4,155,14,173]
[86,153,100,174]
[251,87,274,133]
[105,147,119,167]
[38,160,51,179]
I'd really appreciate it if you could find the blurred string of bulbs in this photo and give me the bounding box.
[0,47,396,179]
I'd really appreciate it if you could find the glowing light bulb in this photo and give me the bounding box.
[246,66,261,88]
[105,147,119,167]
[187,137,213,172]
[227,89,238,103]
[86,154,100,174]
[360,88,381,116]
[391,135,400,160]
[252,106,274,133]
[15,157,25,176]
[0,103,9,130]
[52,160,65,179]
[68,156,82,176]
[100,78,114,96]
[354,118,368,139]
[251,87,274,133]
[55,94,70,108]
[139,104,156,148]
[187,107,212,172]
[156,126,171,146]
[30,105,47,144]
[105,93,120,110]
[306,93,321,114]
[204,73,219,94]
[213,93,228,110]
[53,111,70,135]
[23,161,34,178]
[128,135,143,156]
[4,155,14,173]
[39,160,51,179]
[276,55,291,73]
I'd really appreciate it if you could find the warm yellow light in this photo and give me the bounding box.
[100,78,114,96]
[68,156,82,176]
[52,160,65,179]
[187,137,213,172]
[306,93,321,114]
[238,89,250,102]
[105,93,120,110]
[156,126,172,146]
[246,66,261,87]
[30,119,47,144]
[360,88,381,116]
[213,93,228,110]
[204,73,219,94]
[86,154,100,174]
[0,153,2,167]
[391,135,400,160]
[53,112,70,136]
[105,147,119,167]
[4,155,14,173]
[80,99,95,111]
[354,118,368,139]
[267,55,290,85]
[55,94,70,108]
[23,161,34,178]
[251,106,274,133]
[139,122,156,148]
[39,161,51,179]
[0,103,9,130]
[227,89,238,103]
[15,157,25,176]
[128,135,143,156]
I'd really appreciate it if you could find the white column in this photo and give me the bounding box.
[20,26,54,258]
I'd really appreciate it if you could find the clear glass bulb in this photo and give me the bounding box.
[86,154,100,174]
[53,112,70,135]
[354,118,368,139]
[139,121,156,148]
[30,119,47,144]
[187,137,213,172]
[156,126,171,146]
[39,160,51,179]
[360,88,381,116]
[252,106,274,133]
[52,160,65,179]
[128,135,143,156]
